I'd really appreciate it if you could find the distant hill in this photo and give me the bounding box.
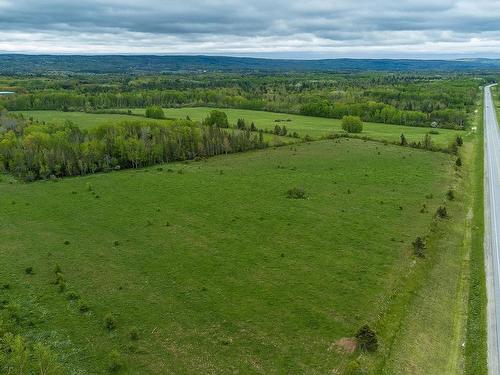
[0,54,499,74]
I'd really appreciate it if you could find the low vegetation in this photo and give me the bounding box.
[341,115,363,133]
[0,138,455,373]
[16,107,467,148]
[0,71,485,374]
[145,105,165,119]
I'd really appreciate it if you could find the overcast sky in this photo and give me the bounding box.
[1,0,500,58]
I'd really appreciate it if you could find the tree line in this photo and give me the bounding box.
[0,114,267,181]
[299,100,467,129]
[0,73,480,130]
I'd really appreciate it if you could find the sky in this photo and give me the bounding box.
[1,0,500,58]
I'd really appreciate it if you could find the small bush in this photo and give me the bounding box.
[447,190,455,201]
[436,206,448,219]
[58,281,66,293]
[64,240,70,245]
[129,327,140,341]
[107,350,123,372]
[456,157,462,167]
[54,272,64,285]
[342,115,363,133]
[456,135,463,146]
[145,105,165,119]
[113,240,120,247]
[303,134,313,142]
[286,187,307,199]
[400,133,407,146]
[104,313,116,331]
[53,264,62,274]
[78,300,90,313]
[24,267,33,275]
[66,291,80,301]
[355,325,378,352]
[412,236,426,258]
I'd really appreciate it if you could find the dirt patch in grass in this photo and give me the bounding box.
[332,337,357,354]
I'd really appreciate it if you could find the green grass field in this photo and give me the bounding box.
[17,110,172,129]
[0,139,456,373]
[17,108,464,148]
[133,107,464,147]
[15,110,295,146]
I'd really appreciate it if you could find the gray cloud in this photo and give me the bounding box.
[0,0,499,57]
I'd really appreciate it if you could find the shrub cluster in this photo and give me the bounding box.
[341,115,363,133]
[145,105,165,119]
[412,236,426,258]
[286,187,307,199]
[355,325,378,352]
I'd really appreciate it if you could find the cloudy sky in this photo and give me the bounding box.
[1,0,500,58]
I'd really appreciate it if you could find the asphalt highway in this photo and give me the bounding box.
[484,83,500,375]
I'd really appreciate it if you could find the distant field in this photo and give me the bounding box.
[16,110,172,129]
[15,110,294,146]
[0,138,455,373]
[133,107,464,147]
[16,108,464,148]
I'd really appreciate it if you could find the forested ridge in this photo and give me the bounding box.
[0,73,481,129]
[0,55,500,74]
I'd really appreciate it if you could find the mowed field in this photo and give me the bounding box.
[0,138,456,373]
[17,108,464,148]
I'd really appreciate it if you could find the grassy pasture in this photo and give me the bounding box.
[133,107,463,147]
[15,110,294,146]
[16,110,172,129]
[0,139,455,373]
[16,108,464,148]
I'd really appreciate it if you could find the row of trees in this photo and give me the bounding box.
[0,116,267,181]
[0,74,479,130]
[300,100,467,129]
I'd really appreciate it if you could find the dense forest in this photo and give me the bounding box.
[0,73,482,129]
[0,112,266,181]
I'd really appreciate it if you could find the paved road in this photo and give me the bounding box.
[484,83,500,375]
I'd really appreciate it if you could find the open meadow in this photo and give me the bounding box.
[0,138,456,373]
[17,108,465,148]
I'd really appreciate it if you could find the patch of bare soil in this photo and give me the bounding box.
[330,337,357,354]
